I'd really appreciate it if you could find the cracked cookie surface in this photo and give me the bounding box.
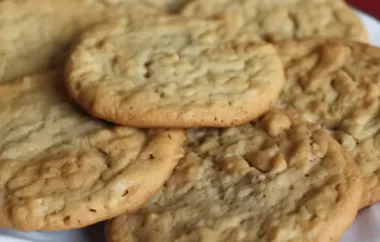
[0,72,185,231]
[181,0,368,42]
[107,109,362,242]
[276,38,380,207]
[0,0,160,84]
[65,16,284,128]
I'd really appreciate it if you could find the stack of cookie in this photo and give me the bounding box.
[0,0,377,241]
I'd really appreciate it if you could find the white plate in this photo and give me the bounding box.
[1,9,380,242]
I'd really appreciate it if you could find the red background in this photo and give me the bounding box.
[346,0,380,20]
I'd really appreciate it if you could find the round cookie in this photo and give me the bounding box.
[65,16,285,128]
[0,72,185,231]
[0,0,160,84]
[275,38,380,207]
[181,0,368,42]
[107,109,362,242]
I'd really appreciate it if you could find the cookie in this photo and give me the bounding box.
[0,72,185,231]
[106,109,362,242]
[0,0,160,84]
[275,38,380,207]
[65,16,285,128]
[181,0,368,42]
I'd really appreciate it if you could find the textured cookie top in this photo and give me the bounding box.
[66,16,284,128]
[0,0,160,83]
[181,0,367,42]
[107,109,362,242]
[0,72,185,231]
[276,38,380,207]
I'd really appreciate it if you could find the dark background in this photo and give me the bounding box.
[347,0,380,20]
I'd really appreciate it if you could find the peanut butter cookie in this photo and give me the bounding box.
[181,0,368,42]
[0,72,185,231]
[65,16,284,128]
[107,109,362,242]
[276,38,380,207]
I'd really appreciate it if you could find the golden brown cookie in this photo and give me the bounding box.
[0,72,185,231]
[0,0,160,83]
[276,38,380,207]
[65,16,285,128]
[181,0,368,42]
[106,109,362,242]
